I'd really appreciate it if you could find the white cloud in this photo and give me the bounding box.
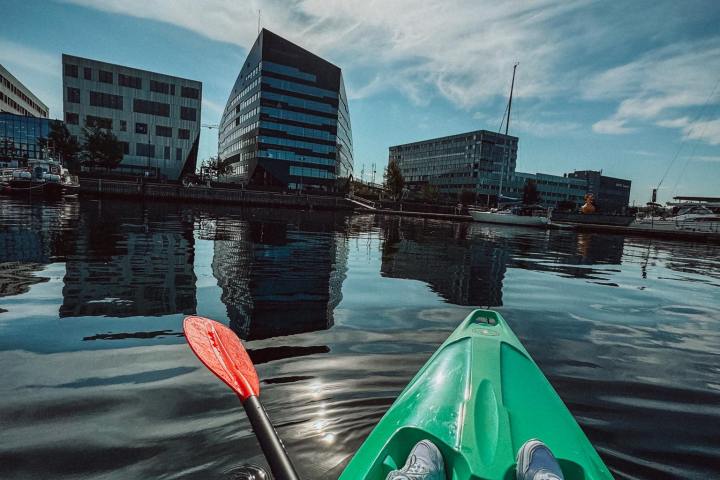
[693,155,720,162]
[0,39,60,77]
[592,118,635,135]
[585,40,720,143]
[64,0,589,108]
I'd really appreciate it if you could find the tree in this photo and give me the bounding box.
[522,180,541,205]
[420,183,439,203]
[81,126,124,172]
[384,160,405,200]
[203,155,233,181]
[38,121,81,172]
[458,189,476,206]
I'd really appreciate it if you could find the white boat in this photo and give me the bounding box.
[470,205,549,227]
[634,204,720,233]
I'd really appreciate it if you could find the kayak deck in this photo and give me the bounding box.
[340,309,612,480]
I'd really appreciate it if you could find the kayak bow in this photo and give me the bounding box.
[340,309,612,480]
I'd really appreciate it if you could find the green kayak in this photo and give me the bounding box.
[340,309,613,480]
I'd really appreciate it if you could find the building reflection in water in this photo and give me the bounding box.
[0,200,78,302]
[380,217,508,306]
[210,211,348,340]
[380,218,629,307]
[60,200,197,317]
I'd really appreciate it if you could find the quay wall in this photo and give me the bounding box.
[80,178,353,210]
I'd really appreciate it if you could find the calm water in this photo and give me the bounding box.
[1,197,719,480]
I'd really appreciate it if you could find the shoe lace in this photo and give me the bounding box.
[405,455,428,474]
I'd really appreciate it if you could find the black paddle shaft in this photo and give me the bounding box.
[242,395,300,480]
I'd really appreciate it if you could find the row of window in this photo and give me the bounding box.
[235,91,260,113]
[227,77,260,113]
[234,107,259,127]
[0,91,46,117]
[289,165,336,179]
[262,61,316,82]
[257,135,335,154]
[219,121,259,157]
[262,76,338,99]
[262,91,335,114]
[263,106,336,127]
[63,63,200,99]
[258,149,335,166]
[0,74,48,117]
[66,91,196,121]
[64,112,191,139]
[260,120,333,141]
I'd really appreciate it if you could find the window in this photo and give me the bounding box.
[178,128,190,140]
[180,106,197,121]
[133,99,170,117]
[150,80,170,94]
[181,86,199,99]
[136,143,155,157]
[89,91,123,110]
[65,112,79,125]
[83,67,92,80]
[135,122,148,134]
[176,147,183,161]
[118,73,142,89]
[170,84,175,95]
[85,115,112,129]
[99,70,113,84]
[64,63,78,78]
[67,87,81,103]
[119,141,130,155]
[155,125,172,137]
[120,120,127,131]
[164,146,170,160]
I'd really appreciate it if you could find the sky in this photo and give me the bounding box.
[1,0,719,204]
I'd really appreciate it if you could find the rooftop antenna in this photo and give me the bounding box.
[258,9,261,35]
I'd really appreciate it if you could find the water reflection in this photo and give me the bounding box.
[60,200,197,318]
[0,198,719,480]
[208,210,348,340]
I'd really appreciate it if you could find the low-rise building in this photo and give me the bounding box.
[62,54,201,181]
[388,129,518,201]
[388,130,589,207]
[0,112,55,168]
[567,170,631,213]
[0,64,48,118]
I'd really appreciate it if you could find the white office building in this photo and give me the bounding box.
[0,64,48,118]
[62,54,201,180]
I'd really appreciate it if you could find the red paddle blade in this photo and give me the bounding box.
[183,316,260,400]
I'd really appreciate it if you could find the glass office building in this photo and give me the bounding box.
[218,29,353,192]
[0,112,54,168]
[389,130,518,202]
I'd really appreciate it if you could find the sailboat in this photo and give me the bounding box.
[470,64,549,227]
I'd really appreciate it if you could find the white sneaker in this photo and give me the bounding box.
[386,440,446,480]
[516,439,565,480]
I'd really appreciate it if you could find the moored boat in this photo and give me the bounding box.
[470,205,549,227]
[340,309,612,479]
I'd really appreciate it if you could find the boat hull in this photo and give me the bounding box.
[340,309,612,480]
[471,210,548,227]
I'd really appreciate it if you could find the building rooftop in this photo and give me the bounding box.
[389,129,518,149]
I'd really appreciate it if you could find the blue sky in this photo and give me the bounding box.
[1,0,719,203]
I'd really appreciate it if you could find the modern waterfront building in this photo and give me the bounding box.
[62,54,201,181]
[0,112,55,168]
[0,64,48,118]
[388,129,518,202]
[567,170,631,213]
[218,29,353,192]
[487,171,587,207]
[388,130,616,208]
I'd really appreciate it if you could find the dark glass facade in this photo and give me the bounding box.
[218,29,353,192]
[0,112,53,167]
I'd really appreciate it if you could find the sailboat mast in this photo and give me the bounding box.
[505,63,517,135]
[498,63,518,201]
